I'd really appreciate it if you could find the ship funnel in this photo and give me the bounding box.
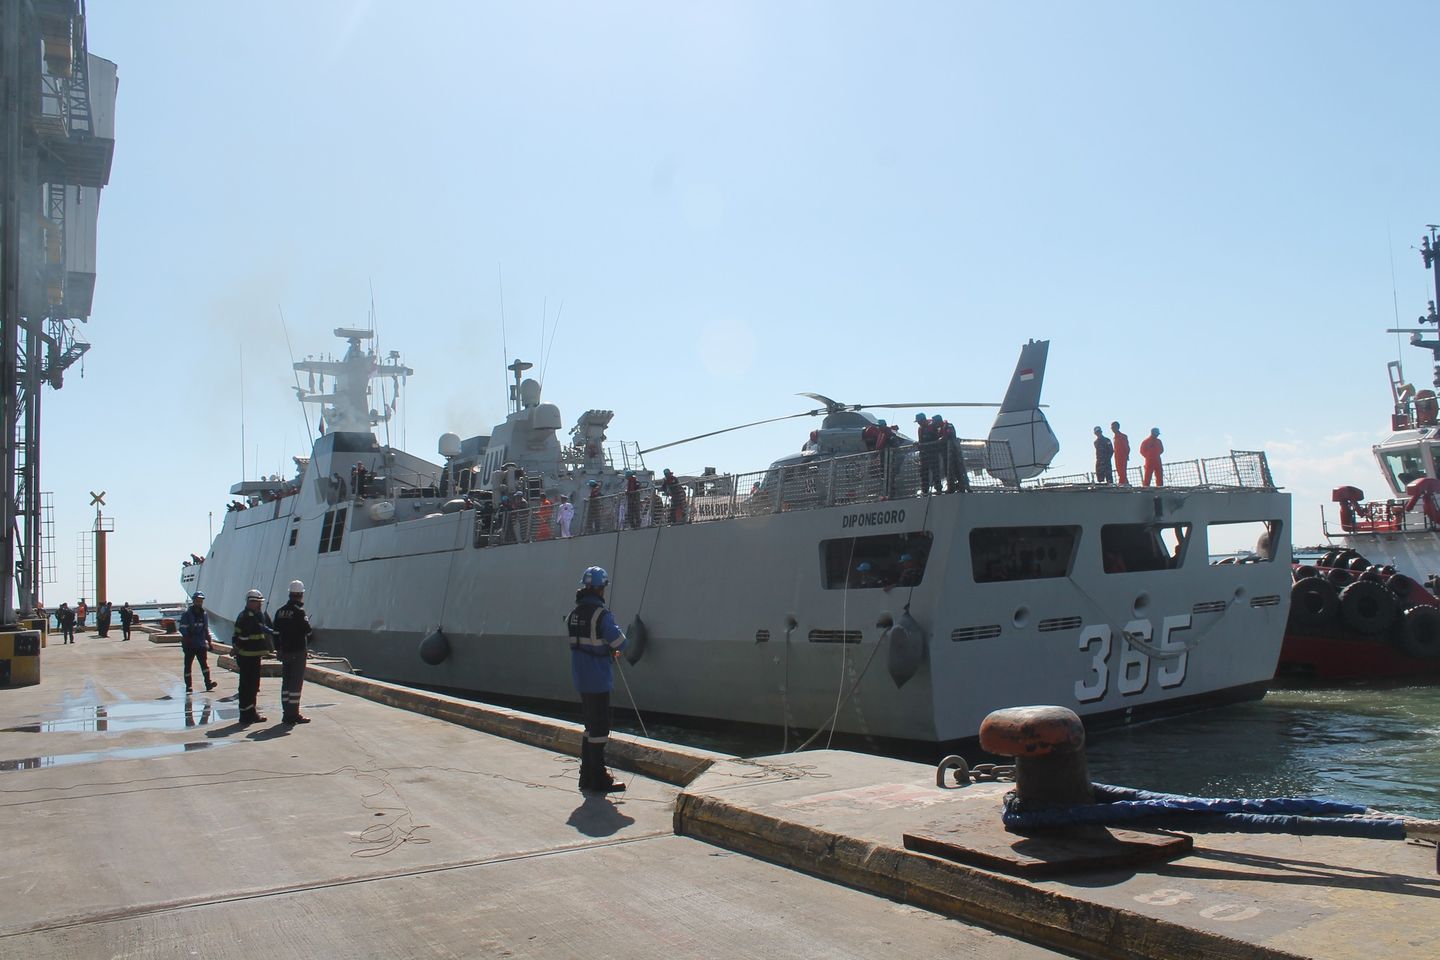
[986,339,1059,482]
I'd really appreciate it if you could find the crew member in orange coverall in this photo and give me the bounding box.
[1140,428,1164,487]
[1110,421,1130,485]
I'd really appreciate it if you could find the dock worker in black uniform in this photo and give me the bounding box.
[178,592,218,692]
[273,580,314,724]
[566,565,628,794]
[56,602,75,643]
[119,602,135,641]
[1093,427,1114,484]
[232,589,276,724]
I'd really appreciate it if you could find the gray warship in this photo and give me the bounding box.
[181,328,1291,751]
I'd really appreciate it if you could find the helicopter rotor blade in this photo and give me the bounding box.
[640,410,820,455]
[855,401,1003,410]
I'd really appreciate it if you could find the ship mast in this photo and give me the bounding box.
[293,328,414,436]
[1414,226,1440,390]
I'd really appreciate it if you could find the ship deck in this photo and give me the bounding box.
[5,630,1432,960]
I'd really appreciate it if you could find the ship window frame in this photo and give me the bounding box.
[329,507,348,552]
[1100,522,1191,574]
[1381,447,1428,491]
[969,524,1079,583]
[821,531,934,590]
[1206,518,1283,563]
[317,511,335,554]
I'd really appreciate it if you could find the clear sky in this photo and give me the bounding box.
[40,1,1440,604]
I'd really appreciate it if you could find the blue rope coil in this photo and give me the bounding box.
[1001,783,1409,841]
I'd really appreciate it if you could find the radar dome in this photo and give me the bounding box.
[519,378,542,408]
[438,433,462,458]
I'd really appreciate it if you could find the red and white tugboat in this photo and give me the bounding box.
[1283,226,1440,679]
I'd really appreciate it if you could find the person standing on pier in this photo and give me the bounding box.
[76,599,87,631]
[272,580,313,724]
[178,592,218,693]
[1140,428,1165,487]
[231,589,277,724]
[1093,427,1114,483]
[119,602,134,641]
[1110,422,1130,485]
[566,566,628,794]
[56,602,75,643]
[97,601,113,638]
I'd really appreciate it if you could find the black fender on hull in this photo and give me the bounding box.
[625,615,648,665]
[887,611,927,688]
[419,627,451,665]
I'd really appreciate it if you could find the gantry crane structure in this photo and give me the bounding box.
[1,0,116,623]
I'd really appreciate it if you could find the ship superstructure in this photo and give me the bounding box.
[185,329,1290,751]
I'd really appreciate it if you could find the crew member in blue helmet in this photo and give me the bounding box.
[566,566,628,793]
[915,412,942,495]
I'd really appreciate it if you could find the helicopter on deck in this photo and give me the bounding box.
[642,340,1060,509]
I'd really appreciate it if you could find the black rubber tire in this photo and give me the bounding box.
[1289,577,1339,630]
[1320,551,1340,568]
[1339,579,1400,636]
[1397,604,1440,659]
[1386,573,1417,599]
[1359,568,1382,583]
[1325,567,1353,588]
[1348,555,1371,572]
[1292,564,1318,583]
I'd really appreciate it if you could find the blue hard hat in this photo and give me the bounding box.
[915,413,926,422]
[857,562,871,572]
[581,566,609,588]
[900,553,912,562]
[877,419,887,427]
[625,470,634,477]
[587,479,599,487]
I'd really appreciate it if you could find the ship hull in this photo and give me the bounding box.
[193,484,1291,746]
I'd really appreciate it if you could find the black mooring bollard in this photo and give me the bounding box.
[978,705,1093,810]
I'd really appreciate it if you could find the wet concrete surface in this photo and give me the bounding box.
[0,630,1066,959]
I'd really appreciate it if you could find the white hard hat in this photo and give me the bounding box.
[246,589,264,601]
[288,580,305,594]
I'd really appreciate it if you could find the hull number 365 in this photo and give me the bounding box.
[1074,615,1192,703]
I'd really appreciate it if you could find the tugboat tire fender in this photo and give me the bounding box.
[1289,576,1338,629]
[1338,580,1399,636]
[1397,604,1440,659]
[1292,564,1318,583]
[1386,573,1418,599]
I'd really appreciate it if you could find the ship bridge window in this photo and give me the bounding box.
[1206,519,1283,563]
[971,525,1078,583]
[1101,523,1190,574]
[1381,448,1428,489]
[823,532,934,590]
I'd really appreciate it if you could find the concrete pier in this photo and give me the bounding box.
[0,633,1059,959]
[3,632,1437,959]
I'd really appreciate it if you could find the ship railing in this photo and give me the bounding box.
[1033,450,1277,490]
[1325,498,1426,536]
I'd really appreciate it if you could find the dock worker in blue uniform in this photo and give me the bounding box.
[566,565,628,794]
[178,591,218,693]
